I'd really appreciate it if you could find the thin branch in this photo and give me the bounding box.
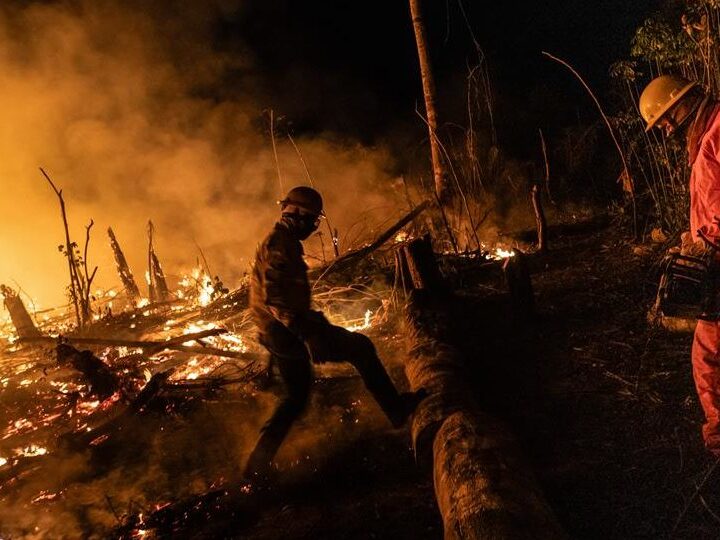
[269,109,283,196]
[39,167,82,329]
[542,51,637,237]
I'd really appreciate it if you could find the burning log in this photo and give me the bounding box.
[59,370,171,450]
[401,240,563,539]
[0,284,41,339]
[108,227,141,304]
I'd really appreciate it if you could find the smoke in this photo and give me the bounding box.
[0,0,403,308]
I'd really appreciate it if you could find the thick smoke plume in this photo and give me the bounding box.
[0,0,402,308]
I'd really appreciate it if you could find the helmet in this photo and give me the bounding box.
[280,186,324,216]
[639,75,697,132]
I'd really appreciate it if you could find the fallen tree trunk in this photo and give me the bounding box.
[401,241,564,539]
[434,410,565,539]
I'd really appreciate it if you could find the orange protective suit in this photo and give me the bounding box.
[689,102,720,453]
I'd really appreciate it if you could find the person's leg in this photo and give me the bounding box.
[318,323,424,427]
[244,331,312,479]
[692,320,720,453]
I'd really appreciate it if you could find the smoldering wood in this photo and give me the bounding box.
[0,285,41,339]
[108,227,141,303]
[59,370,171,450]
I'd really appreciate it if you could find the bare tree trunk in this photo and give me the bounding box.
[409,0,448,202]
[108,227,141,304]
[530,184,548,253]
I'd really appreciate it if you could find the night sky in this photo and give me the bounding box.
[225,0,663,160]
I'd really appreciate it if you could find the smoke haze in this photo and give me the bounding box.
[0,0,403,308]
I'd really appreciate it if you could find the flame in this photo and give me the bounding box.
[492,247,515,259]
[177,266,218,307]
[15,444,47,457]
[343,309,373,332]
[179,321,247,352]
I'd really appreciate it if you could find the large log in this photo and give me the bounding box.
[434,411,565,539]
[401,241,563,539]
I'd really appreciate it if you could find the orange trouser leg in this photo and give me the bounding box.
[692,320,720,452]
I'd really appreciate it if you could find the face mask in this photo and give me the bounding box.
[282,212,320,240]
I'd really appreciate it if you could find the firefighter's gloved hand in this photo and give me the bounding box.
[304,334,333,364]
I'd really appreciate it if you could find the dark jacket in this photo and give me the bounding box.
[250,221,312,336]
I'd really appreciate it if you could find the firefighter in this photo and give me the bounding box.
[244,186,426,480]
[640,75,720,454]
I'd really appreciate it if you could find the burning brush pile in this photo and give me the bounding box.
[0,193,518,537]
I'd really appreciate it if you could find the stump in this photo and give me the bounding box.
[1,285,41,339]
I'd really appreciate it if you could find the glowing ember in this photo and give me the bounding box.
[0,457,7,467]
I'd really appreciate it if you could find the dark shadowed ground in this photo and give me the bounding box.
[236,219,720,539]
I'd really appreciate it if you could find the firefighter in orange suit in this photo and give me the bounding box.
[641,75,720,454]
[244,186,425,480]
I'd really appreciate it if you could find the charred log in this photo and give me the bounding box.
[108,227,141,304]
[0,284,41,339]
